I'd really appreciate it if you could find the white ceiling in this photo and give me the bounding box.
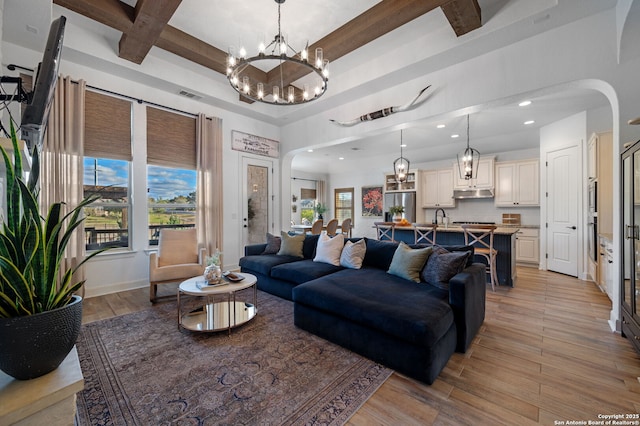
[2,0,616,173]
[291,88,610,172]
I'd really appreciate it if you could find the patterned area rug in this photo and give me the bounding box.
[76,290,392,425]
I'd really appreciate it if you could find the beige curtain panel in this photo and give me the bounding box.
[196,114,223,265]
[40,76,87,291]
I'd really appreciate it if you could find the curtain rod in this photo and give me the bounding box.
[292,177,318,182]
[6,63,211,120]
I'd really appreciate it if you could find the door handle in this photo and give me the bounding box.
[566,226,577,230]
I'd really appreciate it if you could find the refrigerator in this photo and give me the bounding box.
[383,192,416,223]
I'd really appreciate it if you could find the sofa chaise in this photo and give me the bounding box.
[239,234,486,384]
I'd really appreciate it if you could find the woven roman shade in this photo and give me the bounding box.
[85,90,132,160]
[147,106,196,169]
[300,188,317,199]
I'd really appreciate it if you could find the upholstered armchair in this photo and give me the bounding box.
[149,228,207,303]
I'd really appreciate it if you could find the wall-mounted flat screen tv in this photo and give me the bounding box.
[21,15,66,154]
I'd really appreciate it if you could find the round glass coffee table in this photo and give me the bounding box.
[177,272,257,334]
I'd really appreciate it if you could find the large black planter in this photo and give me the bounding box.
[0,295,83,380]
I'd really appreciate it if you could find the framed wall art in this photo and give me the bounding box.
[361,186,383,217]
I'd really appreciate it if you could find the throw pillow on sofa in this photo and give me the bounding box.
[421,246,471,290]
[387,241,433,282]
[261,232,281,254]
[314,232,345,266]
[340,238,366,269]
[277,231,305,257]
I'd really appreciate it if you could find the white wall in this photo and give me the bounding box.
[1,40,281,297]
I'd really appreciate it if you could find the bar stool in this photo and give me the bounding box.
[461,224,498,291]
[413,223,437,245]
[374,222,396,242]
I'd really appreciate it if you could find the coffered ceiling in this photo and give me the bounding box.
[2,0,617,171]
[52,0,482,104]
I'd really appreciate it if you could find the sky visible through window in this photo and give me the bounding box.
[83,158,196,200]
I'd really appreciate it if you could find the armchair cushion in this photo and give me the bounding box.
[157,228,199,267]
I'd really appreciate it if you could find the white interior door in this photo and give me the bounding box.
[546,145,579,276]
[242,157,274,247]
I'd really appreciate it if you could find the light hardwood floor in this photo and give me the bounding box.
[82,267,640,425]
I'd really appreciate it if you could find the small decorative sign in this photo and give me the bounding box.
[232,130,279,158]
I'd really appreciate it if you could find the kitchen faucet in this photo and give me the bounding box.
[434,208,446,224]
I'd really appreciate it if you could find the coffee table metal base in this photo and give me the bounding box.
[180,300,256,332]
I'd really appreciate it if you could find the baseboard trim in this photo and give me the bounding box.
[85,279,148,298]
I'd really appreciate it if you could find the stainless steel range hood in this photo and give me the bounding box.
[453,188,494,199]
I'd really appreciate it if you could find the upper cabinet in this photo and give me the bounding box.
[495,159,540,207]
[453,157,494,190]
[384,171,417,192]
[421,168,455,208]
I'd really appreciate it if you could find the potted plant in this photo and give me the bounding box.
[389,205,405,222]
[0,122,105,380]
[314,203,327,220]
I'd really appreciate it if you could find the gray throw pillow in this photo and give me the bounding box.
[387,242,433,282]
[261,232,281,254]
[277,231,305,257]
[421,247,471,290]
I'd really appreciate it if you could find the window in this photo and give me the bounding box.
[83,90,132,250]
[147,165,196,245]
[334,188,354,224]
[300,188,316,224]
[146,106,197,245]
[83,158,131,250]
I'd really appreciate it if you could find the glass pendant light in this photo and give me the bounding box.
[393,130,410,183]
[457,115,480,180]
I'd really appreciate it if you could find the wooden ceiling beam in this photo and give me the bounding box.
[53,0,134,33]
[441,0,482,37]
[118,0,183,64]
[266,0,445,89]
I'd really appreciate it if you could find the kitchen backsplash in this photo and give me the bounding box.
[420,198,540,226]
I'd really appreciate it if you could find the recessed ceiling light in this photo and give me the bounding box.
[524,120,535,125]
[519,100,532,107]
[436,124,446,129]
[451,134,459,138]
[339,157,344,160]
[307,149,313,152]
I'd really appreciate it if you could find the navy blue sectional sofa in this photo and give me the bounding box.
[240,235,486,384]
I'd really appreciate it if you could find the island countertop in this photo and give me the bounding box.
[392,225,520,235]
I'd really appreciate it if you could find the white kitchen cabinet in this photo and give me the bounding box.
[515,228,539,265]
[384,171,417,192]
[495,159,539,207]
[598,236,613,301]
[453,157,494,190]
[421,168,455,208]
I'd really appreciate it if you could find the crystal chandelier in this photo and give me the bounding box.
[457,114,480,180]
[393,130,410,183]
[226,0,329,105]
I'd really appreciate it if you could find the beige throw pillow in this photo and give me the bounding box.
[340,239,366,269]
[313,233,345,266]
[277,231,305,257]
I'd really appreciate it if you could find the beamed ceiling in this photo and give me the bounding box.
[52,0,482,103]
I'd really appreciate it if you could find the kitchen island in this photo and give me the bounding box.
[390,225,518,287]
